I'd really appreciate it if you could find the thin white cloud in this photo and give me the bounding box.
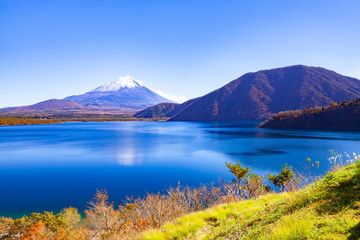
[153,90,188,103]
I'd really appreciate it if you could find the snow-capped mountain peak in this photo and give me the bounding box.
[90,75,144,92]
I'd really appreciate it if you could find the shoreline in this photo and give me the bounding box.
[0,117,169,126]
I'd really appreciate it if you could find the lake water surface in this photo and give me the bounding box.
[0,121,359,217]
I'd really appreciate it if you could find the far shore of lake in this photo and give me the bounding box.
[0,117,169,126]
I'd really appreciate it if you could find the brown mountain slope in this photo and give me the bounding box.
[170,65,360,121]
[133,103,180,118]
[134,98,199,119]
[259,98,360,129]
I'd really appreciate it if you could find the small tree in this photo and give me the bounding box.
[268,164,298,192]
[246,172,270,199]
[225,161,250,181]
[62,207,81,229]
[85,189,125,238]
[225,161,269,199]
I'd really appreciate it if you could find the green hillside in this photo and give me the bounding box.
[141,161,360,240]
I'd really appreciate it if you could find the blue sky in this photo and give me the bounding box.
[1,0,360,107]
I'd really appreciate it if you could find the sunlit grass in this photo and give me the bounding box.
[140,161,360,240]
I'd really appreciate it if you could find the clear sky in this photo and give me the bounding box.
[1,0,360,107]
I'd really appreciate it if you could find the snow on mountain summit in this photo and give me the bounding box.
[90,75,144,92]
[81,75,187,104]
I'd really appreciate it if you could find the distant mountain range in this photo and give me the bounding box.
[8,99,85,113]
[167,65,360,121]
[3,65,360,121]
[0,76,174,115]
[259,98,360,129]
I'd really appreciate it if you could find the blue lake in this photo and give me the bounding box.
[0,121,359,218]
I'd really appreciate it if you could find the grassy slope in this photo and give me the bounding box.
[141,161,360,240]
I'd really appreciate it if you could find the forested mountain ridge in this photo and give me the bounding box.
[259,98,360,129]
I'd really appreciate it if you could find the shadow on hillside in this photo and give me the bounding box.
[316,163,360,215]
[348,222,360,240]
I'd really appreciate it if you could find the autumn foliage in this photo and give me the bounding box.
[259,98,360,129]
[0,162,300,239]
[0,117,64,126]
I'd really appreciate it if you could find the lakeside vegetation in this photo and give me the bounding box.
[0,154,358,239]
[260,98,360,129]
[0,118,65,126]
[143,160,360,240]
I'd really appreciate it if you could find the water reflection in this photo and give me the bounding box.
[229,148,288,156]
[117,147,138,166]
[207,129,360,141]
[0,121,359,217]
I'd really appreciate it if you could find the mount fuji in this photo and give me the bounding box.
[0,76,177,115]
[64,75,174,112]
